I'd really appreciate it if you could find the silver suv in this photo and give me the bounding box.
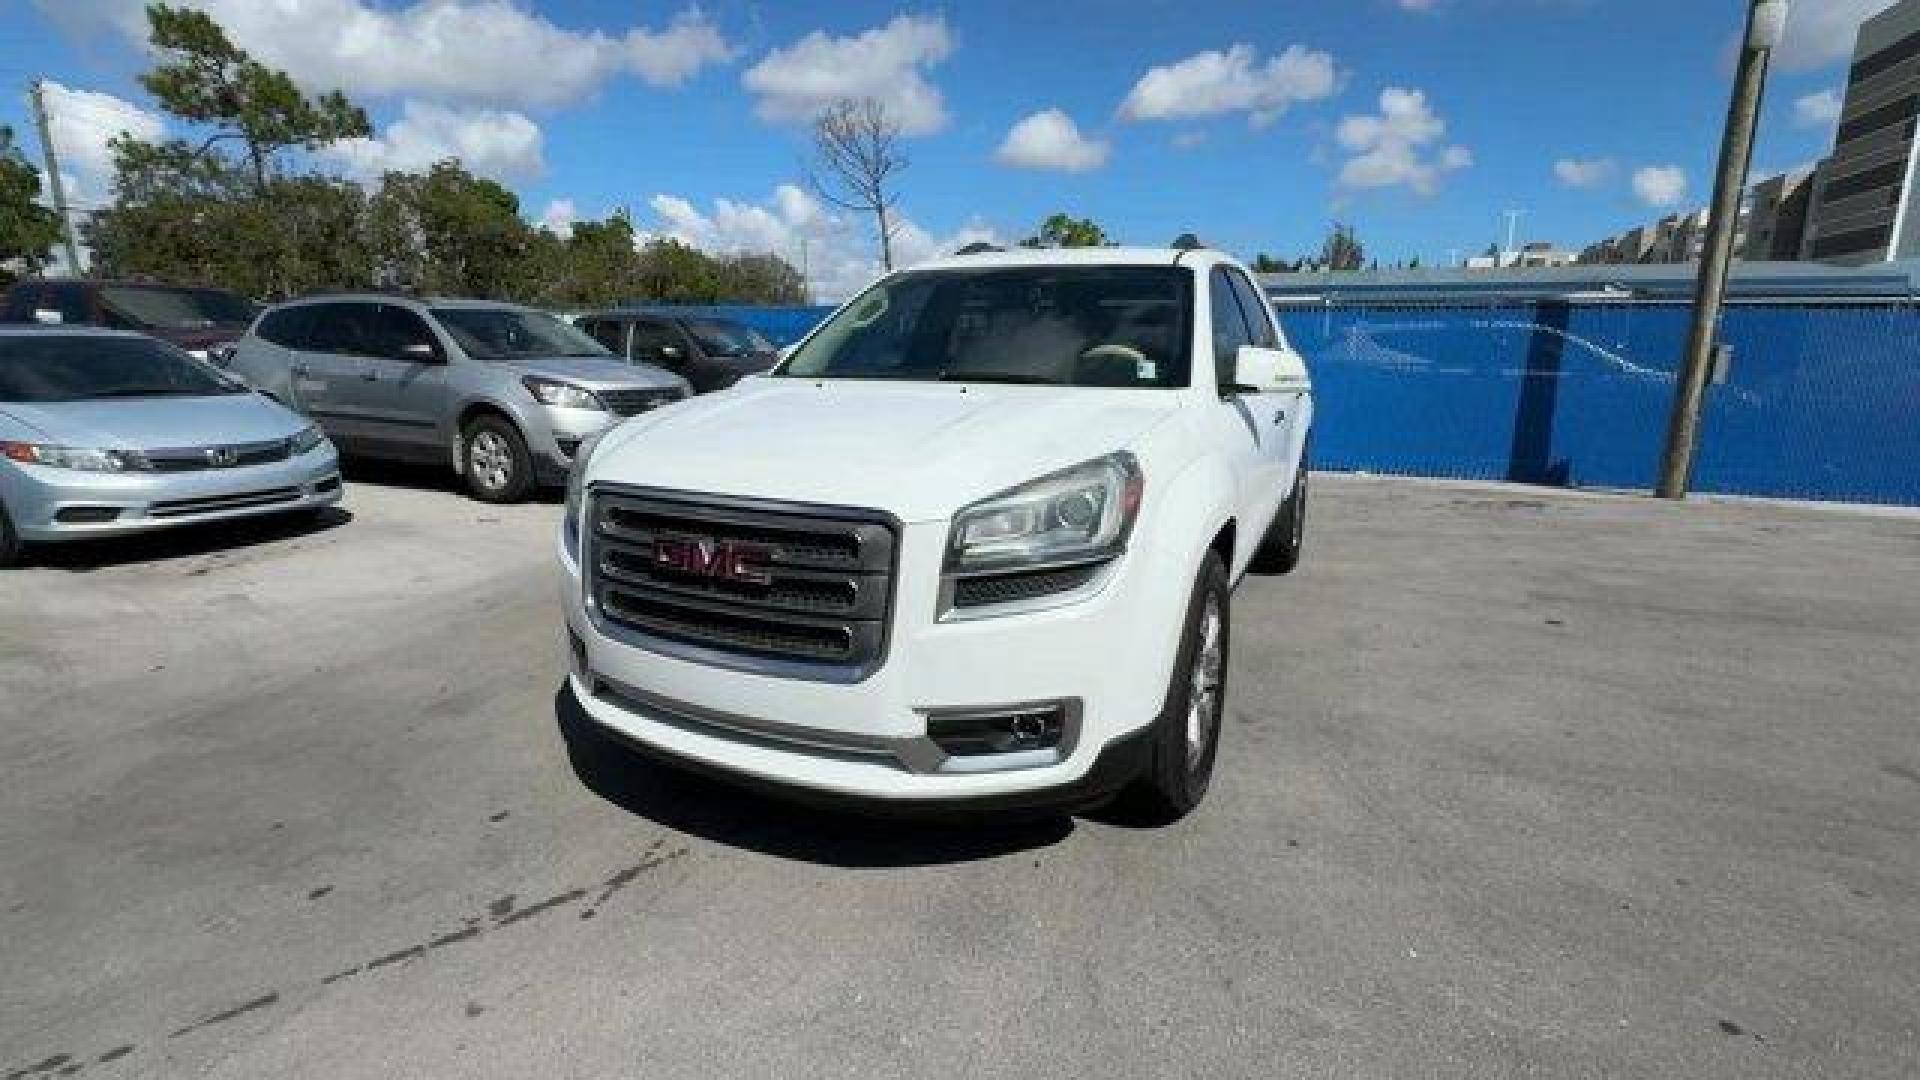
[227,295,689,501]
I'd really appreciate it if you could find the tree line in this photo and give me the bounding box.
[7,4,808,306]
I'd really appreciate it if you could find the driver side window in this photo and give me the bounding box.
[1209,267,1253,390]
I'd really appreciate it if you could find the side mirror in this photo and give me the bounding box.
[398,341,440,362]
[32,308,63,325]
[1231,346,1311,395]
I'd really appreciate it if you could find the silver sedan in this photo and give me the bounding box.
[0,326,341,566]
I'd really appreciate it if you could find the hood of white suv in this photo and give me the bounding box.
[588,378,1179,522]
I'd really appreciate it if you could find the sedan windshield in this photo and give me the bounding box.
[101,286,254,330]
[686,318,773,357]
[0,335,248,402]
[433,308,609,361]
[778,265,1191,388]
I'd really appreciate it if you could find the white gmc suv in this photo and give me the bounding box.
[558,244,1312,820]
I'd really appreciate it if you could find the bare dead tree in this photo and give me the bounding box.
[811,98,907,271]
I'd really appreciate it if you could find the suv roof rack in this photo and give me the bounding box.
[953,242,1004,256]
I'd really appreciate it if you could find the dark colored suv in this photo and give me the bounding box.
[1,279,256,361]
[576,310,778,393]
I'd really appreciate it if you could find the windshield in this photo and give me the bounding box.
[0,335,249,402]
[778,266,1191,388]
[685,318,773,357]
[100,286,254,330]
[432,307,609,361]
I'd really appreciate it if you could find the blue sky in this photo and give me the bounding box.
[1,0,1897,295]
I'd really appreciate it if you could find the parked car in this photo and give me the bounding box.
[1,279,256,362]
[227,295,690,502]
[559,244,1313,820]
[576,310,779,393]
[0,326,340,567]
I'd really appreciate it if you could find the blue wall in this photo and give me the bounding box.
[1277,302,1920,505]
[687,301,1920,505]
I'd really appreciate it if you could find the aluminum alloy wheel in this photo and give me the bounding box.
[469,430,513,492]
[1185,593,1224,772]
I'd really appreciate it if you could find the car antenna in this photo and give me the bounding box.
[1171,233,1207,263]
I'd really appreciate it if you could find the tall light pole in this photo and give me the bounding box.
[1502,209,1528,265]
[27,80,83,274]
[1656,0,1787,499]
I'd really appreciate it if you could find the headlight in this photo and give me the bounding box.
[524,377,604,411]
[946,452,1143,575]
[0,441,150,472]
[289,425,326,455]
[563,429,606,562]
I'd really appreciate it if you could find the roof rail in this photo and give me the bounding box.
[953,242,1003,256]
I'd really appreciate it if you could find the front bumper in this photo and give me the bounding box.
[558,514,1194,805]
[2,446,342,542]
[530,404,618,486]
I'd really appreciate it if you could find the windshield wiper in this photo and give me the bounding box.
[939,370,1057,385]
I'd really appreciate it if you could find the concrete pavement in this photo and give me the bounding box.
[3,469,1916,1078]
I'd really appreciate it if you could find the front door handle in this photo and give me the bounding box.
[361,370,381,381]
[291,363,310,376]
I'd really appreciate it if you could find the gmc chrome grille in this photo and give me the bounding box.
[587,489,897,680]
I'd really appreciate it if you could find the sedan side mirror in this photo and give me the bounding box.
[1231,346,1312,395]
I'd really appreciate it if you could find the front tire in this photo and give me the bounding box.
[461,416,534,503]
[0,502,23,568]
[1123,550,1231,823]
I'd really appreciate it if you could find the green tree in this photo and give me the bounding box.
[715,253,808,304]
[1022,212,1107,248]
[1251,252,1296,274]
[368,161,534,298]
[0,125,64,282]
[139,3,369,192]
[1318,221,1365,273]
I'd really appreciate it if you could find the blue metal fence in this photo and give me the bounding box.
[1276,301,1920,504]
[661,299,1920,506]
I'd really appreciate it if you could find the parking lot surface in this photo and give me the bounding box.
[3,469,1917,1079]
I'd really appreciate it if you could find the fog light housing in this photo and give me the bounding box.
[927,703,1069,757]
[567,628,588,678]
[55,506,121,524]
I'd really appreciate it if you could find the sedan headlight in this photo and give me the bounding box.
[289,424,327,455]
[524,377,604,411]
[0,442,150,472]
[946,452,1143,576]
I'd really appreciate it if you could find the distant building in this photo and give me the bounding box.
[1745,165,1820,261]
[1466,241,1578,270]
[1804,0,1920,264]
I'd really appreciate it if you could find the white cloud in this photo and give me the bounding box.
[1120,43,1338,127]
[1553,156,1617,189]
[1793,88,1844,128]
[1333,87,1471,196]
[36,1,733,109]
[994,109,1110,172]
[1397,0,1440,9]
[1632,165,1688,208]
[1773,0,1898,72]
[1171,130,1208,150]
[324,100,544,181]
[539,198,577,239]
[37,81,167,202]
[741,15,954,136]
[643,184,997,301]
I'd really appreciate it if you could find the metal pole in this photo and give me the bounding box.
[27,80,84,275]
[1656,0,1786,499]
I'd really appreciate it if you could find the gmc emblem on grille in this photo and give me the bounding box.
[652,535,773,585]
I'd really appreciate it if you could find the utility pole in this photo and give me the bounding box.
[1657,0,1787,499]
[1501,209,1528,266]
[27,80,83,275]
